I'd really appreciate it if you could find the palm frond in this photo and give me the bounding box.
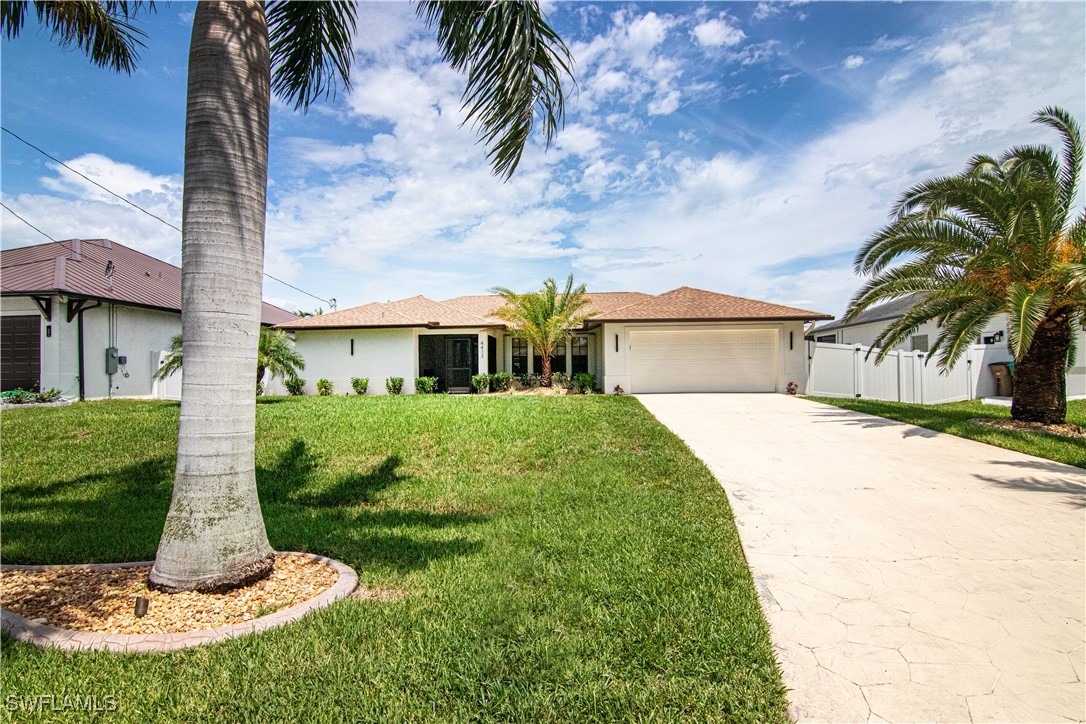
[1005,284,1052,361]
[489,275,592,356]
[267,0,356,111]
[418,0,573,180]
[153,333,183,380]
[929,297,1004,369]
[1032,106,1084,214]
[4,1,153,73]
[258,328,306,380]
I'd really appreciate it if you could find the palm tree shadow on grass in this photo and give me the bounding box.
[1,440,487,575]
[257,439,488,573]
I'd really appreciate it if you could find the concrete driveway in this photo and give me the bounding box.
[637,393,1084,723]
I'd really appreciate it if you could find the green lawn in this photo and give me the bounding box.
[806,397,1086,468]
[0,396,787,722]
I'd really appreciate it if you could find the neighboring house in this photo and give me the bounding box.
[277,286,832,395]
[0,238,298,399]
[805,292,1086,401]
[808,293,1011,353]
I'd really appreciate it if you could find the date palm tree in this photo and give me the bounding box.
[4,0,572,591]
[491,275,593,387]
[848,107,1085,424]
[154,328,305,395]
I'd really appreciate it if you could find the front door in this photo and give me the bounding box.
[446,337,472,392]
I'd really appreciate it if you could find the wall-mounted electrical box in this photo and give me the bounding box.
[106,347,120,375]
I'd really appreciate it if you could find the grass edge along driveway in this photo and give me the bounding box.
[805,397,1086,468]
[1,395,788,722]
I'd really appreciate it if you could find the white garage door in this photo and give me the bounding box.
[630,329,778,393]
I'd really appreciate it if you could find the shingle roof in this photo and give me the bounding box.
[0,238,298,326]
[594,286,833,322]
[278,287,830,330]
[809,293,927,334]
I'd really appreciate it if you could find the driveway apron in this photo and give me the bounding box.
[637,393,1085,723]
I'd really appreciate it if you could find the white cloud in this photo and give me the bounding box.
[692,18,746,48]
[647,89,681,116]
[843,54,864,70]
[556,124,606,157]
[566,2,1085,317]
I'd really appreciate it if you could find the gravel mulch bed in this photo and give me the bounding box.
[969,417,1086,439]
[0,553,338,635]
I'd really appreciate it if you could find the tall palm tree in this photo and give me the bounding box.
[848,107,1085,425]
[4,0,572,591]
[491,275,594,387]
[153,328,305,394]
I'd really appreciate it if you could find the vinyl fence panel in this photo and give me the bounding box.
[807,342,1013,404]
[151,350,182,400]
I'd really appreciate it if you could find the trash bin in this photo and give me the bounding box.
[989,363,1013,396]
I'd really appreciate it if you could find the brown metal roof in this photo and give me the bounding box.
[594,286,833,322]
[278,287,829,330]
[0,238,298,326]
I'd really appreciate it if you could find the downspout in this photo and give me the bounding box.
[77,308,85,401]
[70,300,102,401]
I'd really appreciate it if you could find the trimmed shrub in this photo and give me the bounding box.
[573,372,596,394]
[285,376,305,396]
[488,373,513,392]
[316,378,334,396]
[516,373,540,388]
[351,377,369,395]
[386,377,404,395]
[471,374,489,393]
[414,376,439,394]
[551,371,570,389]
[256,380,265,397]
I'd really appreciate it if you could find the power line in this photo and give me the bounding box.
[3,199,330,310]
[0,202,58,243]
[1,200,117,271]
[2,126,182,233]
[2,127,336,310]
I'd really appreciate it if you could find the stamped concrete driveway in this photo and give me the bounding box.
[637,393,1085,723]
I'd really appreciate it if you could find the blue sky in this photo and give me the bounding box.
[2,1,1083,318]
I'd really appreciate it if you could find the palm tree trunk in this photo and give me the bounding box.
[1012,311,1071,425]
[150,0,274,593]
[540,349,553,387]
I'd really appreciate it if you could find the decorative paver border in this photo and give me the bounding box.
[0,552,358,653]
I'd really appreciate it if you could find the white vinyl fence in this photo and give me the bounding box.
[806,340,1086,404]
[152,350,182,400]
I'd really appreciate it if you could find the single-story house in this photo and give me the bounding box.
[276,286,833,395]
[0,238,298,399]
[808,293,1011,352]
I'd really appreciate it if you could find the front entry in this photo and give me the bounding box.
[419,335,478,393]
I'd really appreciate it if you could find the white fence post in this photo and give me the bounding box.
[853,345,862,398]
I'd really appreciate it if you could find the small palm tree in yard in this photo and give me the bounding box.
[155,328,305,394]
[848,106,1085,424]
[4,1,572,591]
[492,276,594,387]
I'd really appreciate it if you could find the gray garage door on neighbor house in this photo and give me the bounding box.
[1,315,41,391]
